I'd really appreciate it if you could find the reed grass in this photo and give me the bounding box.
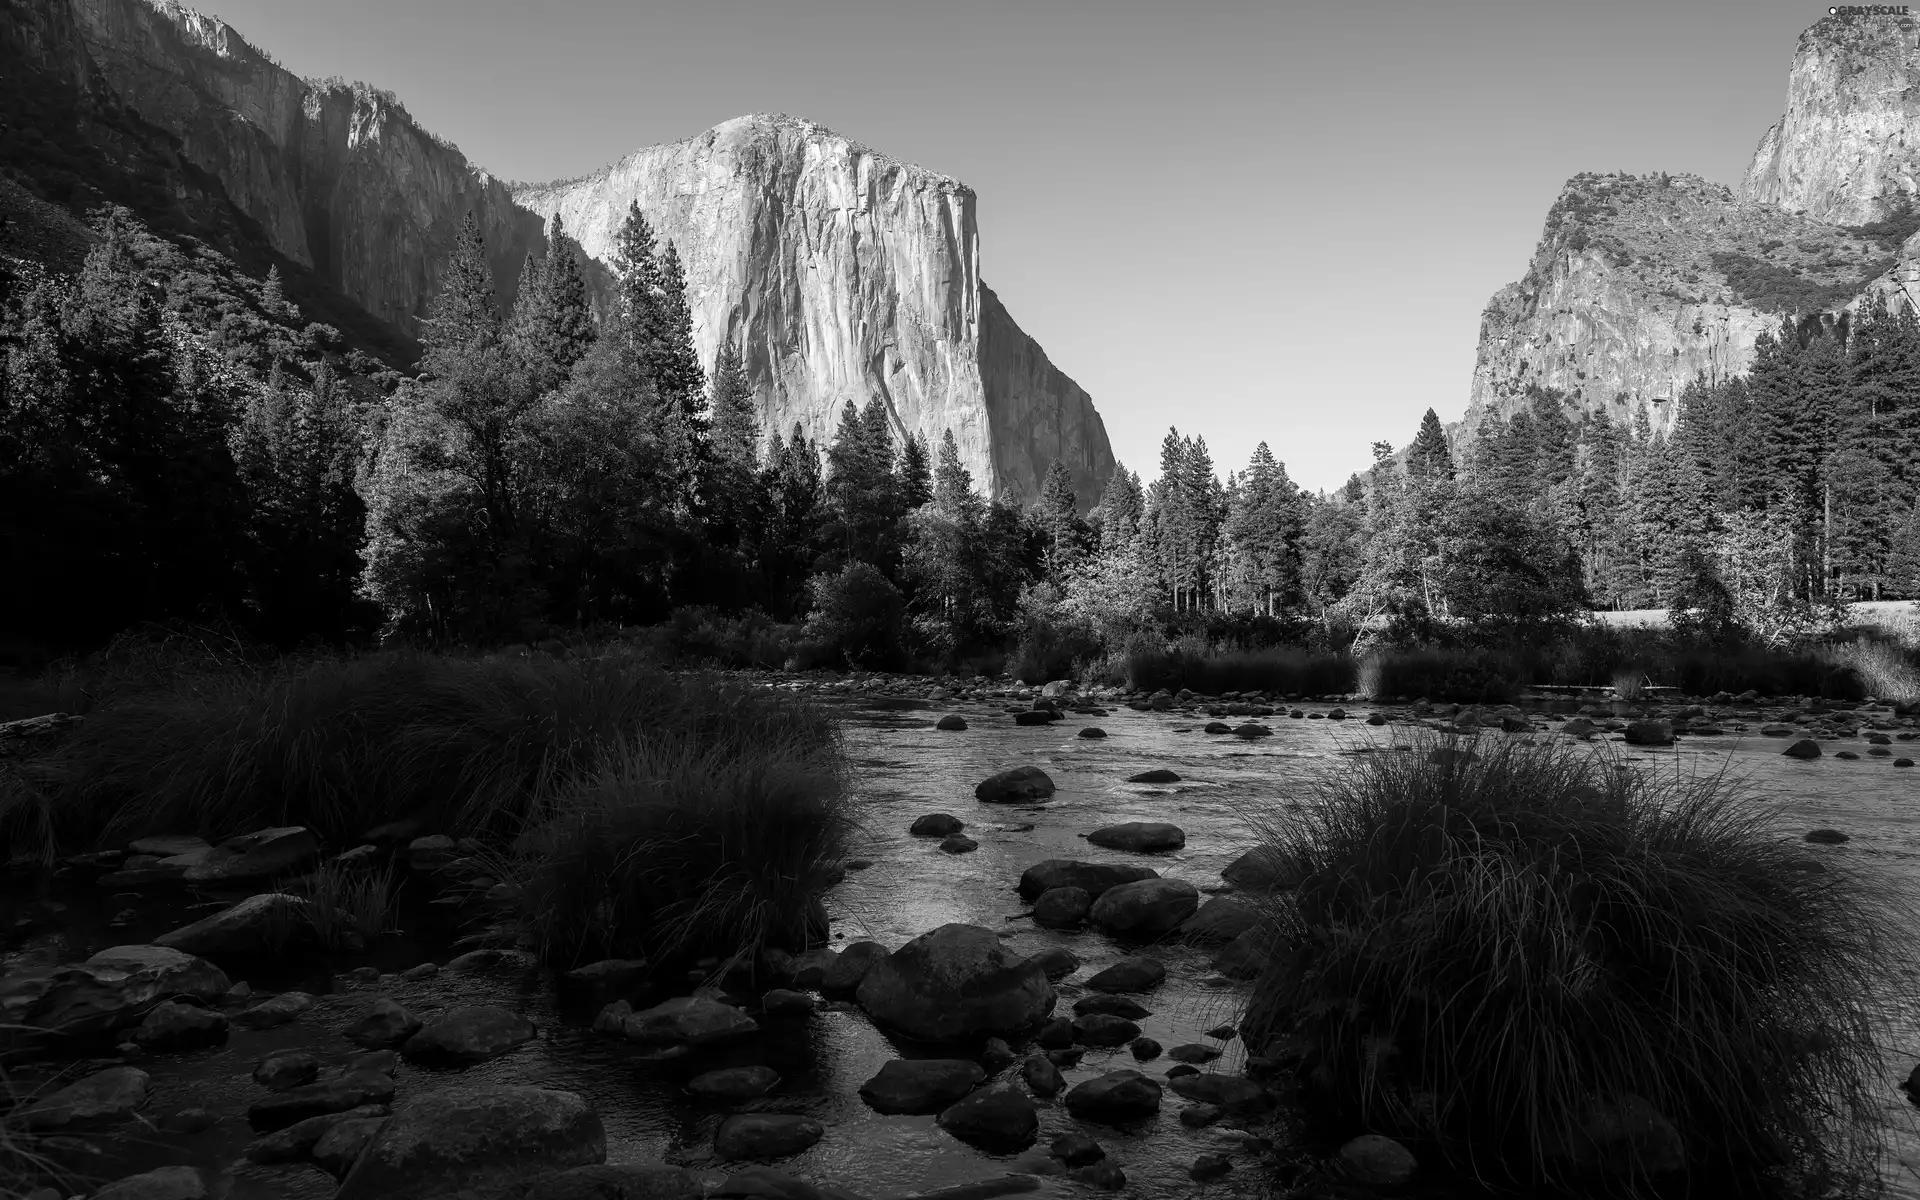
[302,862,399,951]
[1241,733,1903,1195]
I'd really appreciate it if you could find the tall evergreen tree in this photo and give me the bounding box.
[508,215,595,395]
[1406,408,1454,481]
[703,340,762,552]
[1035,458,1087,581]
[899,430,934,510]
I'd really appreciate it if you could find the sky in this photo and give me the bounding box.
[202,0,1829,492]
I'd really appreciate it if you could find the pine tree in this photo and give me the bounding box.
[1407,408,1454,481]
[703,340,762,552]
[899,430,934,509]
[1035,458,1087,580]
[933,429,978,519]
[609,202,661,353]
[653,241,706,417]
[421,212,499,380]
[1228,442,1304,615]
[508,215,595,395]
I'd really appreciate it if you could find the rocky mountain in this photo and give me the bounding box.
[1462,10,1920,442]
[20,0,1112,504]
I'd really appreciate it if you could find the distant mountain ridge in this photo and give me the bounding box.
[1462,10,1920,444]
[8,0,1113,504]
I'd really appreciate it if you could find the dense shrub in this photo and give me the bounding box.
[637,607,797,669]
[1359,646,1523,703]
[803,562,906,669]
[1241,735,1899,1194]
[1124,635,1354,695]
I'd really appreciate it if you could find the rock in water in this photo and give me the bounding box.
[1623,720,1674,746]
[181,827,319,883]
[689,1066,782,1103]
[617,997,759,1046]
[402,1005,536,1065]
[856,924,1055,1040]
[1784,739,1822,759]
[131,1000,228,1051]
[713,1114,824,1161]
[1089,878,1199,935]
[1126,769,1180,783]
[976,767,1056,802]
[1339,1134,1418,1186]
[1179,896,1258,944]
[936,1085,1038,1150]
[821,941,890,992]
[859,1059,985,1114]
[153,893,309,957]
[1032,886,1091,929]
[1086,822,1185,852]
[4,945,229,1042]
[910,813,965,837]
[1063,1071,1161,1123]
[936,715,968,731]
[1016,860,1158,900]
[91,1166,218,1200]
[21,1067,149,1130]
[335,1085,605,1199]
[1084,956,1166,993]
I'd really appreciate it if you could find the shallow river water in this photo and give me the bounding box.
[7,690,1920,1199]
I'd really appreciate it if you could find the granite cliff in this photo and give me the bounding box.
[1463,10,1920,442]
[50,0,1112,503]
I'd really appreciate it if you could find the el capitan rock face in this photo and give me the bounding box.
[63,0,1113,503]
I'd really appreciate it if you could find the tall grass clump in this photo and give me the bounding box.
[498,711,852,969]
[1242,734,1901,1195]
[5,649,837,853]
[1359,647,1522,703]
[302,862,399,950]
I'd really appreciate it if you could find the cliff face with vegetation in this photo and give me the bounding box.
[1464,11,1920,442]
[49,0,1111,503]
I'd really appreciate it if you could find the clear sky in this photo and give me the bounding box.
[203,0,1825,492]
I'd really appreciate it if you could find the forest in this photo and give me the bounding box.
[5,201,1920,679]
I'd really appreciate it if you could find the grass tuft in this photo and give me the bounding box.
[302,862,399,951]
[1241,733,1905,1195]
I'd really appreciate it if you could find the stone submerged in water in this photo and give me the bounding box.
[859,1059,984,1114]
[1168,1073,1274,1113]
[940,835,979,854]
[5,945,229,1042]
[1071,1014,1141,1047]
[821,941,890,992]
[714,1114,824,1161]
[1089,878,1199,935]
[1032,886,1091,929]
[856,923,1055,1041]
[910,813,965,837]
[21,1066,148,1130]
[1083,956,1166,993]
[1063,1070,1161,1123]
[975,766,1056,802]
[1086,822,1185,853]
[689,1066,782,1103]
[1178,896,1258,944]
[152,892,309,958]
[936,1084,1038,1150]
[131,1000,228,1051]
[182,826,319,884]
[248,1070,396,1133]
[1073,994,1150,1019]
[936,715,968,731]
[336,1085,606,1199]
[613,996,759,1046]
[1079,727,1106,739]
[1026,946,1080,980]
[1016,859,1158,901]
[1126,769,1180,784]
[1784,739,1822,759]
[402,1005,536,1065]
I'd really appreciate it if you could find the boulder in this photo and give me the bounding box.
[936,715,968,731]
[1051,1132,1105,1166]
[182,827,319,884]
[761,989,814,1015]
[1211,928,1268,979]
[344,997,424,1048]
[940,835,979,854]
[1089,878,1199,935]
[313,1116,387,1177]
[244,1105,389,1164]
[1126,768,1181,784]
[1078,727,1106,739]
[336,1086,606,1199]
[1015,860,1158,901]
[131,999,228,1051]
[821,941,890,992]
[1232,723,1272,738]
[3,944,229,1041]
[859,1059,985,1114]
[1084,956,1166,993]
[1178,897,1258,944]
[975,766,1056,803]
[1032,886,1091,929]
[1622,720,1673,746]
[1025,946,1079,980]
[855,924,1055,1041]
[1013,711,1058,726]
[618,996,758,1046]
[1167,1043,1222,1064]
[153,893,309,958]
[248,1071,396,1132]
[1203,721,1233,734]
[231,990,315,1030]
[1167,1073,1273,1112]
[1086,823,1185,853]
[562,959,649,991]
[128,835,209,858]
[910,813,965,837]
[689,1066,781,1103]
[935,1084,1038,1149]
[1784,739,1823,759]
[1071,1014,1140,1046]
[1543,1093,1685,1177]
[252,1050,320,1091]
[713,1114,824,1161]
[1022,1054,1065,1097]
[91,1166,219,1200]
[403,1005,536,1065]
[1338,1134,1417,1186]
[1073,994,1150,1019]
[1220,847,1298,893]
[1062,1070,1161,1123]
[513,1165,703,1200]
[20,1066,148,1130]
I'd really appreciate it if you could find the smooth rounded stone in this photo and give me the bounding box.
[343,997,422,1048]
[855,924,1055,1041]
[91,1166,218,1200]
[1013,710,1059,726]
[1032,886,1091,929]
[231,990,316,1030]
[1129,1037,1162,1061]
[1805,829,1850,844]
[975,766,1056,803]
[1178,896,1259,944]
[714,1114,824,1161]
[1203,721,1234,734]
[690,1066,782,1103]
[940,835,980,854]
[1835,750,1861,760]
[253,1050,321,1092]
[1166,1064,1200,1079]
[313,1117,387,1178]
[7,945,231,1041]
[1073,994,1151,1019]
[619,996,759,1046]
[982,1036,1017,1071]
[1622,720,1673,746]
[1131,770,1186,786]
[1189,1154,1232,1181]
[859,1059,984,1114]
[179,827,318,885]
[1034,1016,1075,1050]
[1870,746,1893,757]
[760,989,815,1016]
[936,715,969,731]
[1047,1047,1086,1068]
[400,962,440,982]
[1232,723,1272,738]
[158,1107,218,1134]
[1063,1070,1162,1123]
[153,892,308,958]
[1025,946,1080,980]
[1338,1134,1417,1185]
[1051,1132,1105,1167]
[1021,1054,1065,1097]
[1899,757,1917,767]
[1086,822,1185,853]
[1220,846,1299,893]
[821,941,890,992]
[936,1084,1038,1149]
[1089,878,1199,935]
[407,833,457,869]
[516,1164,703,1200]
[243,1104,391,1164]
[1167,1043,1222,1064]
[248,1071,397,1132]
[21,1066,148,1130]
[1783,739,1822,759]
[403,1005,535,1065]
[563,959,649,989]
[1167,1073,1274,1113]
[1072,1014,1142,1047]
[1211,927,1268,980]
[911,813,965,837]
[336,1085,606,1199]
[447,948,539,973]
[1078,727,1106,739]
[128,835,210,858]
[1179,1102,1222,1128]
[1206,1024,1237,1040]
[1016,859,1158,901]
[1084,956,1166,993]
[132,999,228,1051]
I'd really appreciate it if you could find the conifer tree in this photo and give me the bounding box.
[653,241,706,418]
[421,212,499,380]
[1035,458,1087,581]
[899,430,934,509]
[1407,408,1454,481]
[508,215,595,395]
[703,340,762,552]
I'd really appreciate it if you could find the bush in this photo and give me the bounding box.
[1241,734,1899,1194]
[803,563,905,669]
[1360,647,1522,703]
[1120,634,1353,695]
[637,607,797,669]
